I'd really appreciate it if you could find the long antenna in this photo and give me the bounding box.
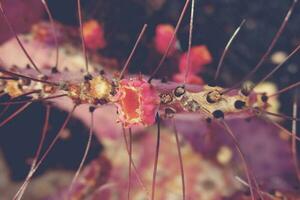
[13,104,51,200]
[119,24,148,79]
[151,113,161,200]
[0,102,31,128]
[148,0,191,83]
[183,0,195,86]
[268,81,300,98]
[223,0,298,93]
[77,0,89,74]
[172,119,186,200]
[0,2,42,74]
[40,0,60,69]
[292,91,300,181]
[69,106,94,195]
[214,19,246,82]
[0,68,60,86]
[14,105,77,199]
[253,43,300,89]
[220,120,259,200]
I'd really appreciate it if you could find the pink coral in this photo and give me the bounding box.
[179,45,212,74]
[83,20,106,50]
[114,76,160,128]
[154,24,179,56]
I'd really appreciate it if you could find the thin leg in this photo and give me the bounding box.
[292,92,300,181]
[0,102,31,128]
[68,106,95,195]
[172,118,186,200]
[13,104,51,200]
[0,2,42,74]
[148,0,191,83]
[219,120,258,200]
[151,113,161,200]
[121,127,150,199]
[14,105,77,200]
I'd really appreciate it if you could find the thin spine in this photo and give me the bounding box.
[0,102,31,128]
[122,127,150,199]
[223,0,298,93]
[0,90,41,118]
[0,94,67,106]
[235,176,276,199]
[292,91,300,181]
[148,0,191,83]
[128,128,133,200]
[0,1,42,74]
[260,115,300,142]
[256,109,300,121]
[172,118,186,200]
[14,105,77,198]
[220,120,257,200]
[268,81,300,98]
[119,24,148,79]
[68,106,94,195]
[151,113,161,200]
[183,0,195,86]
[77,0,89,74]
[214,19,246,82]
[253,42,300,89]
[0,68,60,86]
[0,76,19,80]
[40,0,60,68]
[13,104,51,200]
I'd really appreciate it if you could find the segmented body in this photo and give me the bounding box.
[0,70,267,127]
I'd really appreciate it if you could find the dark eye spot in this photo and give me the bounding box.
[174,86,185,97]
[51,66,59,74]
[261,94,268,102]
[234,100,246,109]
[212,110,224,119]
[84,74,93,81]
[206,118,212,123]
[206,92,215,103]
[89,106,96,113]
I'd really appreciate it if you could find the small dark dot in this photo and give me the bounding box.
[41,75,49,81]
[26,64,31,69]
[51,66,59,74]
[96,98,108,105]
[212,110,224,119]
[206,92,215,103]
[206,118,212,123]
[21,78,31,86]
[84,74,93,81]
[174,86,185,97]
[261,94,268,102]
[89,106,96,113]
[99,70,105,75]
[161,76,168,83]
[234,100,246,109]
[241,88,250,96]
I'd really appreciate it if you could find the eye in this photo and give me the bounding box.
[212,110,224,119]
[206,91,221,103]
[174,86,185,97]
[234,100,246,109]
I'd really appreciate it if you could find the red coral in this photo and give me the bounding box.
[154,24,179,57]
[83,20,106,50]
[179,45,212,74]
[114,77,160,128]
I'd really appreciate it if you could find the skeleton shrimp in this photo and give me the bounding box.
[0,0,300,199]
